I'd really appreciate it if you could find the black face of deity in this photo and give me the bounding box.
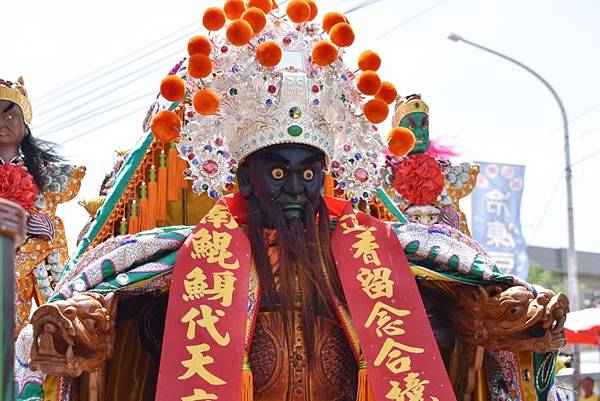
[0,100,27,150]
[238,144,325,225]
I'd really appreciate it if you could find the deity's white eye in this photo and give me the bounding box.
[303,169,314,181]
[271,167,284,180]
[4,114,13,121]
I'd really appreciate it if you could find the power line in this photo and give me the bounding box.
[61,103,150,145]
[33,21,198,105]
[570,147,600,168]
[38,90,156,137]
[46,0,385,144]
[371,0,450,42]
[529,175,562,242]
[34,49,182,125]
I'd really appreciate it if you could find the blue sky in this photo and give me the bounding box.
[3,0,600,254]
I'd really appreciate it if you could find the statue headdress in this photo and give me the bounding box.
[391,94,429,129]
[0,77,32,125]
[150,1,404,204]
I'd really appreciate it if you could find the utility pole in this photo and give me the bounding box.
[448,32,580,385]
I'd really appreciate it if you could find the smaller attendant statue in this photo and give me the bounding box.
[0,77,85,337]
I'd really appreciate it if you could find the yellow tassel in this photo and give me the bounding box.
[128,200,139,234]
[177,156,187,189]
[139,182,150,231]
[157,151,168,221]
[356,362,375,401]
[324,172,334,197]
[241,360,253,401]
[148,165,158,229]
[167,143,179,202]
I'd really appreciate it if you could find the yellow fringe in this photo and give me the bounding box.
[356,362,375,401]
[128,216,139,234]
[157,153,168,221]
[148,180,158,229]
[242,360,253,401]
[128,200,139,234]
[177,157,187,189]
[324,172,334,197]
[167,144,179,202]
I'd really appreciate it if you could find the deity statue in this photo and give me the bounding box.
[16,3,568,401]
[0,78,85,337]
[383,95,478,235]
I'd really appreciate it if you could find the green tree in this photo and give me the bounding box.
[527,261,567,294]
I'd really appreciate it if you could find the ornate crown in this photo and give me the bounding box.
[0,77,32,125]
[392,94,429,128]
[151,1,403,204]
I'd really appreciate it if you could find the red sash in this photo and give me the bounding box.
[156,196,454,401]
[331,204,456,401]
[155,200,251,401]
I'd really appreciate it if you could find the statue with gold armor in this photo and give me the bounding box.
[15,2,568,401]
[0,78,85,337]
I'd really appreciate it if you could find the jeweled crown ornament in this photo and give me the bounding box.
[391,94,429,129]
[0,77,32,125]
[151,0,402,203]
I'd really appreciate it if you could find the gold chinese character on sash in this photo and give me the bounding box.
[191,228,240,270]
[374,338,425,374]
[352,229,382,265]
[201,204,237,229]
[179,343,226,385]
[183,267,209,301]
[209,271,236,307]
[339,213,368,234]
[356,267,394,299]
[181,388,218,401]
[365,301,410,337]
[180,305,231,346]
[182,268,236,307]
[386,373,430,401]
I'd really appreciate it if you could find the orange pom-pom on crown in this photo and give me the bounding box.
[364,98,389,123]
[306,0,318,21]
[387,127,416,156]
[242,7,267,34]
[151,110,182,142]
[376,81,397,104]
[311,40,339,66]
[187,35,212,56]
[224,0,246,20]
[248,0,273,14]
[358,50,381,71]
[226,19,253,46]
[188,54,213,79]
[202,7,226,31]
[322,12,347,33]
[357,70,382,95]
[256,40,283,67]
[286,0,311,23]
[329,22,354,47]
[193,88,220,116]
[160,75,186,102]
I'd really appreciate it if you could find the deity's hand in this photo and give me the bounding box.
[0,198,26,246]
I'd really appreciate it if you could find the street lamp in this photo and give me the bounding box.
[448,32,580,380]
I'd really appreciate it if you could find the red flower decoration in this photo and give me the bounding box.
[0,164,39,211]
[393,154,444,205]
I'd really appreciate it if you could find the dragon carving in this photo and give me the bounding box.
[29,292,117,377]
[449,285,569,353]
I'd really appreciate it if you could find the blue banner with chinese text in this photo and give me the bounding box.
[471,162,528,279]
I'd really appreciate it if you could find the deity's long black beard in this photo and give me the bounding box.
[246,195,346,366]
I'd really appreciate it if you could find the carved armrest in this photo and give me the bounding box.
[29,292,118,377]
[448,284,569,353]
